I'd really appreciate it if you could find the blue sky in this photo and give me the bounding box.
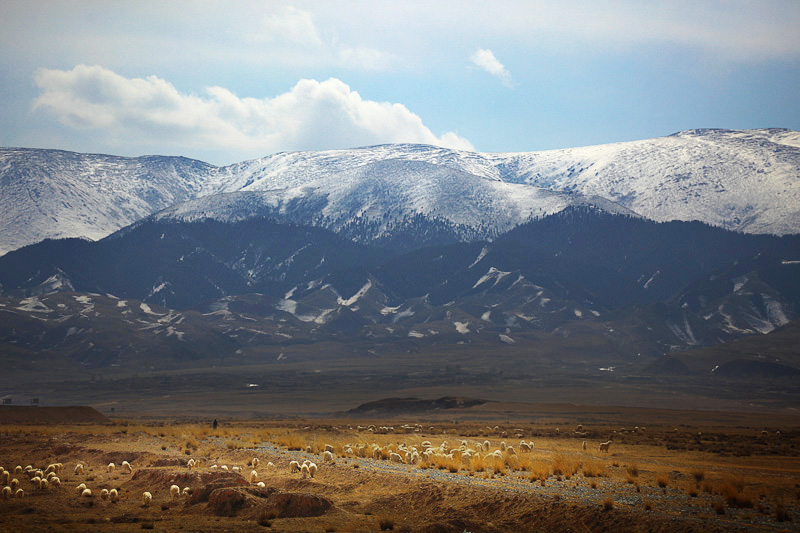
[1,1,798,165]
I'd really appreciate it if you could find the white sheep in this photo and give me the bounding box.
[324,444,334,453]
[300,464,310,478]
[500,441,507,451]
[170,484,181,499]
[210,464,218,470]
[142,491,152,506]
[599,441,612,453]
[107,463,116,473]
[109,488,119,502]
[10,478,19,491]
[249,470,258,483]
[81,488,93,498]
[14,466,22,475]
[388,452,404,464]
[40,479,48,490]
[252,457,259,469]
[308,462,318,478]
[121,461,132,474]
[74,464,85,475]
[100,488,109,500]
[187,458,195,469]
[2,486,11,499]
[220,465,229,471]
[519,441,532,453]
[323,451,334,463]
[232,466,241,474]
[181,487,191,497]
[1,471,8,484]
[75,483,87,495]
[289,461,300,473]
[15,488,23,499]
[267,462,274,469]
[50,477,61,489]
[256,481,266,488]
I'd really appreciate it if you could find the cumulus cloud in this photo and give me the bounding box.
[32,65,474,156]
[470,48,514,87]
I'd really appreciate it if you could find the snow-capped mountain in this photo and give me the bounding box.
[1,128,798,256]
[0,148,214,256]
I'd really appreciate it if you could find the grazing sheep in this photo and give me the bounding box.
[2,486,11,499]
[324,444,334,453]
[75,483,87,495]
[15,488,23,499]
[267,462,274,469]
[74,464,84,475]
[14,466,22,475]
[300,464,310,478]
[389,452,404,464]
[181,487,191,497]
[121,461,132,474]
[40,479,48,490]
[289,461,300,473]
[210,464,218,470]
[81,488,92,498]
[220,465,229,472]
[483,440,490,450]
[252,457,259,469]
[170,484,181,499]
[187,458,195,469]
[308,462,318,478]
[46,472,56,481]
[323,451,334,464]
[100,488,109,500]
[519,441,532,453]
[142,491,152,506]
[107,463,115,473]
[10,478,19,491]
[306,446,313,453]
[30,476,41,487]
[232,466,241,474]
[599,441,612,453]
[256,482,266,488]
[109,488,119,502]
[50,477,61,489]
[500,441,507,451]
[1,471,8,484]
[249,470,258,483]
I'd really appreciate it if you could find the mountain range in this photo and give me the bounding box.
[1,128,799,256]
[1,128,799,389]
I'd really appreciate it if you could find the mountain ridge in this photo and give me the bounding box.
[1,128,798,256]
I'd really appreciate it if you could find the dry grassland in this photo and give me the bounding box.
[0,413,798,532]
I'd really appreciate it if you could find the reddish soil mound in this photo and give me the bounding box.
[205,485,333,518]
[0,406,111,424]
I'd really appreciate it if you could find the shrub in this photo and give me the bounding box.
[602,497,614,511]
[378,517,394,530]
[656,474,669,488]
[691,469,704,483]
[626,463,639,477]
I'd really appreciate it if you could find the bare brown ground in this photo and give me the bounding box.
[0,407,798,532]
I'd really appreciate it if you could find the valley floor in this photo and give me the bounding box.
[0,407,798,532]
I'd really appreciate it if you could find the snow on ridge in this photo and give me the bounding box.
[337,280,372,307]
[473,267,511,289]
[2,128,799,256]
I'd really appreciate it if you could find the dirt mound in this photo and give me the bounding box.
[0,406,111,424]
[349,396,488,415]
[205,485,333,518]
[130,469,247,498]
[150,458,187,467]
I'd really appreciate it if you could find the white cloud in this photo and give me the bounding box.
[470,49,515,87]
[254,6,322,48]
[32,65,474,157]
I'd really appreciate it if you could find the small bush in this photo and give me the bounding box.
[691,469,704,483]
[643,500,653,511]
[775,501,792,522]
[656,474,669,488]
[378,517,394,530]
[713,500,725,515]
[603,497,614,511]
[626,463,639,477]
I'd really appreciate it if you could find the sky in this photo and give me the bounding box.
[1,1,799,166]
